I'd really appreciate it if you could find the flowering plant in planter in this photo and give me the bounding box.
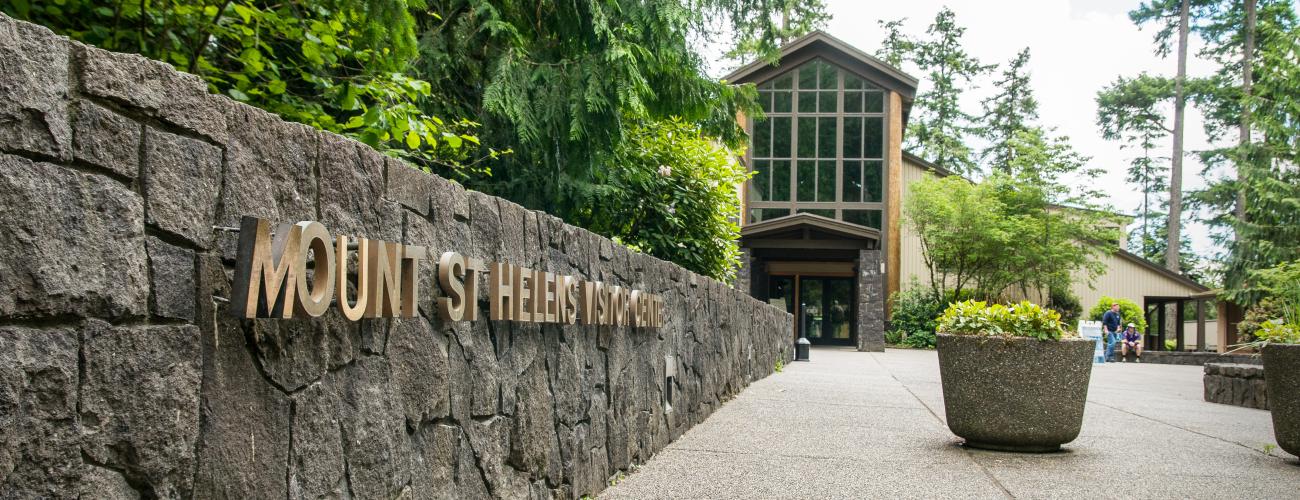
[934,300,1092,452]
[1241,261,1300,457]
[937,300,1069,341]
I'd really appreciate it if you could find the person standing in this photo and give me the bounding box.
[1102,303,1123,362]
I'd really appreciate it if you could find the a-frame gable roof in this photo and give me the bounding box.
[740,212,881,241]
[723,30,919,101]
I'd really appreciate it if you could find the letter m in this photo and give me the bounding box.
[230,216,302,318]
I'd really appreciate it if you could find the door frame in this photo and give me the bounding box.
[769,272,857,346]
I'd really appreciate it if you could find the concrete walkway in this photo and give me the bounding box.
[602,347,1300,499]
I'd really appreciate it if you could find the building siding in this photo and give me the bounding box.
[896,156,1205,311]
[898,156,933,292]
[1069,253,1203,312]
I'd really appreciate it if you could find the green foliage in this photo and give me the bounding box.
[4,0,486,174]
[937,300,1069,341]
[1122,1,1300,295]
[903,173,1116,302]
[1255,321,1300,345]
[1087,296,1149,333]
[1238,261,1300,345]
[724,0,831,64]
[774,358,784,373]
[1095,73,1173,263]
[413,0,822,210]
[1095,73,1209,279]
[573,118,749,280]
[1218,12,1300,303]
[407,0,825,279]
[937,300,1004,336]
[887,282,971,349]
[1048,287,1083,328]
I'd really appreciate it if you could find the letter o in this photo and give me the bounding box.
[295,221,336,317]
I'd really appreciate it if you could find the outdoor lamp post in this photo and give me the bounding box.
[795,302,811,362]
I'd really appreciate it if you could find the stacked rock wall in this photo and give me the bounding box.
[1203,363,1268,410]
[0,14,792,499]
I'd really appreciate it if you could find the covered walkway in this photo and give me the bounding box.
[602,347,1299,499]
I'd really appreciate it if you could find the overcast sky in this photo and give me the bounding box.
[706,0,1228,266]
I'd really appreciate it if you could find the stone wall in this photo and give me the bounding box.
[0,15,792,499]
[1143,351,1261,366]
[1203,363,1268,410]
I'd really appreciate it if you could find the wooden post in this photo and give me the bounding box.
[1196,299,1207,352]
[1157,302,1168,351]
[1175,300,1186,351]
[885,92,903,318]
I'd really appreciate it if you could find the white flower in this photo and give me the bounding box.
[658,165,672,177]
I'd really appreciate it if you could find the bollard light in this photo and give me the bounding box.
[795,301,811,361]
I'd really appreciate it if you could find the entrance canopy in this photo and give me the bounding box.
[740,212,880,250]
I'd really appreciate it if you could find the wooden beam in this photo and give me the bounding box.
[1196,299,1207,352]
[885,91,903,317]
[1175,300,1186,351]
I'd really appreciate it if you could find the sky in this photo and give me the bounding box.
[704,0,1229,269]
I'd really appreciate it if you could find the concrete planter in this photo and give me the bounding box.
[1262,343,1300,457]
[936,334,1095,452]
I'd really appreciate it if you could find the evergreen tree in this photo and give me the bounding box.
[877,8,990,176]
[1220,10,1300,304]
[1126,151,1170,261]
[408,0,828,279]
[980,48,1039,173]
[1096,73,1175,262]
[875,18,914,67]
[1131,0,1201,273]
[411,0,826,207]
[1186,1,1296,245]
[725,0,831,63]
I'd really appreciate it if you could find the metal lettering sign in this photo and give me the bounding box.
[229,216,664,328]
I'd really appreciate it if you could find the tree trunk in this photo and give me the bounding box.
[780,2,790,44]
[1236,0,1256,236]
[1167,0,1190,273]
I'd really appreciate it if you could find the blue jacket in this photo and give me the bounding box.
[1102,310,1122,333]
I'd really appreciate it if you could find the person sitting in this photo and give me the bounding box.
[1120,324,1142,362]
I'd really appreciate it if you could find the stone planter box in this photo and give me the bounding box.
[1203,363,1268,410]
[937,334,1095,452]
[1262,343,1300,457]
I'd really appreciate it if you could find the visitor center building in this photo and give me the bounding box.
[729,32,1216,353]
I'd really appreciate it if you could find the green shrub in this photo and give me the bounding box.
[1087,296,1148,333]
[1256,321,1300,345]
[937,300,1069,341]
[1239,297,1284,342]
[1240,261,1300,346]
[888,284,972,348]
[577,118,749,281]
[1048,287,1082,328]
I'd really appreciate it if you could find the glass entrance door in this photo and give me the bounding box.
[767,275,855,345]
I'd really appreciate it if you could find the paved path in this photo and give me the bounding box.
[602,347,1300,499]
